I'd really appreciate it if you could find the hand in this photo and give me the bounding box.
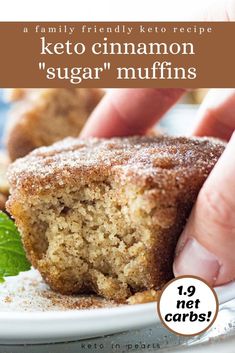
[80,0,235,286]
[174,89,235,286]
[80,88,186,137]
[82,87,235,286]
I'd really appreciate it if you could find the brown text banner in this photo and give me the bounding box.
[0,22,234,87]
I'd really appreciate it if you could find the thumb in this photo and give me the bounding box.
[173,133,235,286]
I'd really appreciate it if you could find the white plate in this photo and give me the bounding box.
[0,302,158,344]
[0,270,235,344]
[0,270,158,344]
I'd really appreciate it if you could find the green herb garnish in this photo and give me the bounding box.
[0,211,31,282]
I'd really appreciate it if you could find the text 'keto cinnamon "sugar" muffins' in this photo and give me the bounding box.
[7,136,225,302]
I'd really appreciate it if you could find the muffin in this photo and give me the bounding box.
[5,88,104,161]
[7,136,224,302]
[0,152,10,210]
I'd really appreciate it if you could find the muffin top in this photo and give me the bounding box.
[7,135,225,195]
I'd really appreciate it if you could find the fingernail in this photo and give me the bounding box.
[173,238,220,285]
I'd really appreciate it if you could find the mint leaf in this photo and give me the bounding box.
[0,211,31,282]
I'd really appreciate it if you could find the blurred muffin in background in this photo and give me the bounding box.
[0,152,9,211]
[181,89,208,104]
[5,88,104,161]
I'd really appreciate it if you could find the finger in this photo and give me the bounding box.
[173,132,235,286]
[80,88,185,138]
[193,89,235,141]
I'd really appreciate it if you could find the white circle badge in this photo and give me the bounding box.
[157,276,219,336]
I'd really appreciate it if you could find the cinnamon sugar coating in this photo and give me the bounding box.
[7,136,225,302]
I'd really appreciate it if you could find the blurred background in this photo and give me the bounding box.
[0,88,209,148]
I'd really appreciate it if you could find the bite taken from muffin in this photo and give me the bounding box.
[7,136,224,302]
